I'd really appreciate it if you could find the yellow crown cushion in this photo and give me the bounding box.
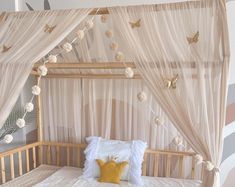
[96,159,128,184]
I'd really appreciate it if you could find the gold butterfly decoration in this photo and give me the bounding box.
[164,74,179,89]
[2,45,11,53]
[187,31,199,44]
[0,12,6,22]
[129,19,141,29]
[44,24,56,33]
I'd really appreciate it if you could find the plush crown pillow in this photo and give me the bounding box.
[96,159,128,184]
[82,136,147,185]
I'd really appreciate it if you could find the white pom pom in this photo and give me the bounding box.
[173,136,183,146]
[101,15,108,23]
[32,85,41,95]
[109,42,118,51]
[205,161,214,171]
[62,42,73,53]
[25,102,34,112]
[16,118,25,128]
[76,30,85,40]
[48,55,57,63]
[154,117,164,126]
[105,30,113,38]
[125,67,134,78]
[115,52,124,61]
[137,91,147,102]
[85,20,94,29]
[194,154,203,165]
[37,65,48,76]
[4,134,13,144]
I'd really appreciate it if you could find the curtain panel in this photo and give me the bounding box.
[0,9,91,129]
[109,0,230,186]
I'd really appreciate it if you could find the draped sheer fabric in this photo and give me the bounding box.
[0,9,91,129]
[108,0,230,186]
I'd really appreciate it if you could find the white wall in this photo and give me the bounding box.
[0,0,16,11]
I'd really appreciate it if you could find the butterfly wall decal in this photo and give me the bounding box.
[129,19,141,29]
[2,45,11,53]
[187,31,199,44]
[44,24,56,33]
[164,74,179,89]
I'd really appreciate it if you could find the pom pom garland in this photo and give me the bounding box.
[137,91,147,102]
[105,30,113,38]
[109,42,118,51]
[85,20,94,29]
[16,118,25,128]
[154,117,164,126]
[62,42,73,52]
[48,55,57,63]
[124,67,134,78]
[25,102,34,112]
[32,85,41,95]
[37,65,48,76]
[173,136,183,146]
[76,30,85,40]
[194,154,203,165]
[115,52,124,61]
[205,161,215,171]
[4,134,13,144]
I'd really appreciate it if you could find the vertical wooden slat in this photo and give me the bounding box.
[67,147,70,166]
[201,164,205,181]
[56,146,60,166]
[1,157,6,183]
[142,154,147,176]
[47,146,51,165]
[154,153,159,177]
[166,155,172,177]
[179,155,184,178]
[36,77,43,142]
[26,149,30,172]
[39,145,43,165]
[10,154,15,179]
[77,147,81,168]
[191,156,195,179]
[33,147,36,168]
[18,151,23,176]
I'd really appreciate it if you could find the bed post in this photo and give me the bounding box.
[36,76,43,165]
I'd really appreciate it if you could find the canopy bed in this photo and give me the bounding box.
[0,0,230,186]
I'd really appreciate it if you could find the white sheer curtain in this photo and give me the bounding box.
[109,0,230,186]
[0,8,91,129]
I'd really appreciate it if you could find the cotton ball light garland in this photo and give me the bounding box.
[173,136,183,146]
[37,65,48,76]
[76,30,85,40]
[205,161,214,171]
[115,52,124,62]
[62,42,73,53]
[32,85,41,95]
[101,15,108,23]
[194,154,203,165]
[154,116,164,126]
[25,102,34,112]
[85,19,94,29]
[109,42,118,51]
[16,118,25,128]
[105,30,113,38]
[124,67,134,78]
[48,55,57,63]
[4,134,13,144]
[137,91,147,102]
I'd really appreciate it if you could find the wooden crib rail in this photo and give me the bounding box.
[0,141,202,184]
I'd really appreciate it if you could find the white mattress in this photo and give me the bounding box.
[2,165,202,187]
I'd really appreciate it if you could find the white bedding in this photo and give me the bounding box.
[34,166,202,187]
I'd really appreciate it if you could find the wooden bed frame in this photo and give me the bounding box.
[0,62,204,184]
[0,141,203,184]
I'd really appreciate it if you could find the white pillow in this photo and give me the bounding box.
[83,136,147,185]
